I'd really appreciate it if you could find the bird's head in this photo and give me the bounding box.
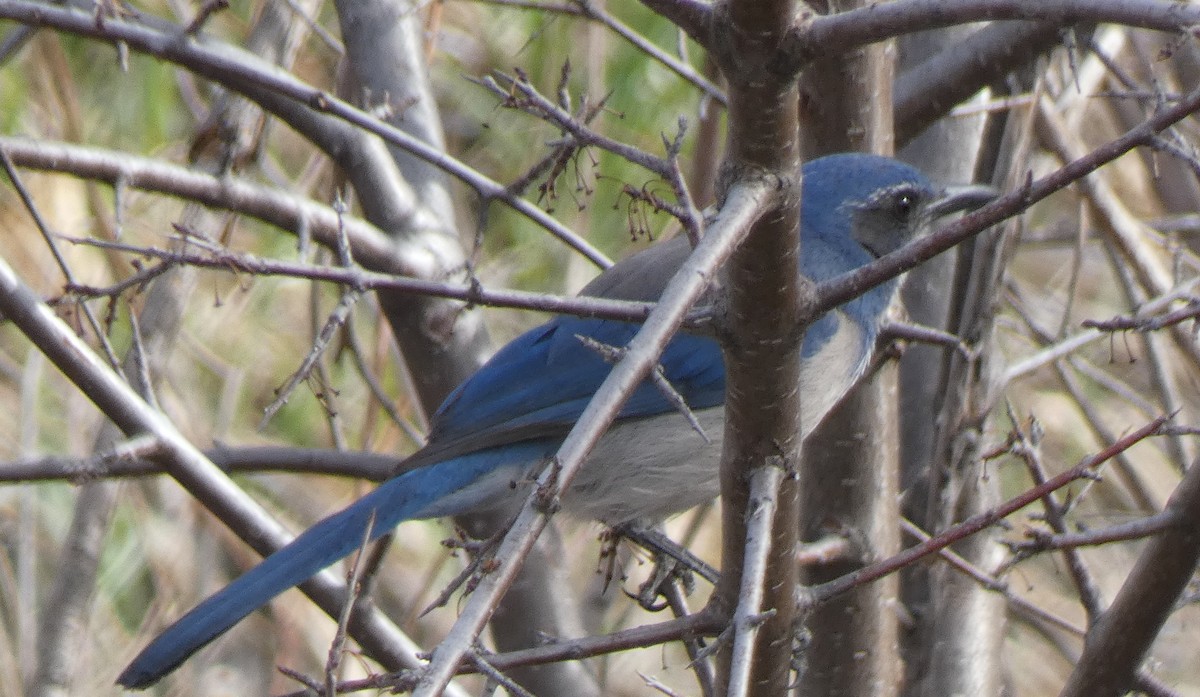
[801,153,997,263]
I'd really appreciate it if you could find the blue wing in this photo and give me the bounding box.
[429,315,726,445]
[411,236,727,465]
[424,228,849,459]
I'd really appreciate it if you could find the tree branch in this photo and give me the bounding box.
[0,446,398,483]
[816,78,1200,316]
[805,414,1169,604]
[0,136,406,272]
[57,236,654,322]
[1059,451,1200,697]
[0,249,437,683]
[0,0,610,267]
[787,0,1200,73]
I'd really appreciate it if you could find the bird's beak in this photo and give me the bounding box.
[928,184,999,219]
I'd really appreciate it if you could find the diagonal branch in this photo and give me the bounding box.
[0,0,610,267]
[408,175,778,697]
[806,414,1169,605]
[470,0,724,102]
[0,249,444,687]
[1059,452,1200,697]
[0,136,405,272]
[817,78,1200,316]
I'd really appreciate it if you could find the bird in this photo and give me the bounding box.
[117,153,996,688]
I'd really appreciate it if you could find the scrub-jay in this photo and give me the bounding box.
[118,153,994,688]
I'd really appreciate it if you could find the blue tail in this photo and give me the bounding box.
[118,446,544,689]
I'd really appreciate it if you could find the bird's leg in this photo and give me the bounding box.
[595,527,627,594]
[604,522,717,613]
[629,555,678,612]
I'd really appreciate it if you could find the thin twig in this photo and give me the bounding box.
[1007,510,1182,555]
[0,146,124,371]
[1006,403,1106,621]
[260,283,363,430]
[568,0,724,104]
[60,235,654,323]
[324,511,376,697]
[898,518,1085,637]
[343,309,425,447]
[482,71,675,178]
[805,414,1169,605]
[468,652,538,697]
[574,334,710,443]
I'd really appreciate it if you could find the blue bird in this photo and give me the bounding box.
[117,153,994,688]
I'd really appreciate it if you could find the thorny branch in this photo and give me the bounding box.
[58,234,654,322]
[804,415,1170,606]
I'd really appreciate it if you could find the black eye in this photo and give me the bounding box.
[893,192,916,218]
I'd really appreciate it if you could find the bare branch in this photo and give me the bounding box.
[1007,405,1106,620]
[58,236,654,322]
[0,135,406,273]
[0,250,432,679]
[787,0,1200,73]
[0,0,611,267]
[569,0,724,104]
[817,78,1200,315]
[1060,452,1200,697]
[482,71,677,177]
[0,145,123,370]
[469,0,724,102]
[0,446,398,483]
[805,414,1169,605]
[1007,510,1182,555]
[260,285,363,429]
[899,518,1086,638]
